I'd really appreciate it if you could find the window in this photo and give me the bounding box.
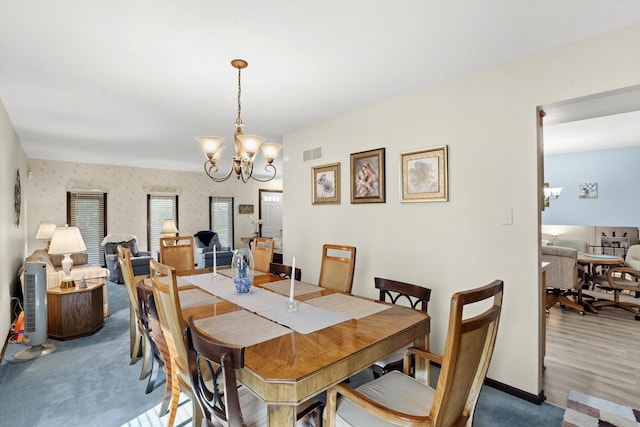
[67,192,107,266]
[210,196,234,249]
[147,195,178,256]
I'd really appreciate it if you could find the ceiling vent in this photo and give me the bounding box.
[303,147,323,162]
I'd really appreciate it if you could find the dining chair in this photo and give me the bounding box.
[136,281,171,414]
[116,246,151,379]
[150,259,202,427]
[591,244,640,320]
[318,244,356,293]
[159,235,195,276]
[325,280,503,427]
[371,277,432,378]
[251,237,275,273]
[185,316,325,427]
[270,262,302,281]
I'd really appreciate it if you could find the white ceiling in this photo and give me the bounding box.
[1,1,639,176]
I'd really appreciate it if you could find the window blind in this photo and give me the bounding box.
[67,192,107,266]
[210,196,234,249]
[148,194,178,256]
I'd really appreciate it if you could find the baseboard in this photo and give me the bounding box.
[484,377,545,405]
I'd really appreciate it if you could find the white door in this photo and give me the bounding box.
[260,190,283,250]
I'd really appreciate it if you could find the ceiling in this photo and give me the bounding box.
[1,1,639,177]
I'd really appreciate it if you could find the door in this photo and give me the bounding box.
[259,189,283,251]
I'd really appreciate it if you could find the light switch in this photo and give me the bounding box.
[502,208,513,225]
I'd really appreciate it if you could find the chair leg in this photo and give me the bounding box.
[138,333,151,380]
[165,361,181,427]
[593,289,640,320]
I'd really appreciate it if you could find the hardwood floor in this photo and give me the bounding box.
[543,289,640,409]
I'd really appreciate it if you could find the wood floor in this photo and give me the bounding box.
[543,289,640,409]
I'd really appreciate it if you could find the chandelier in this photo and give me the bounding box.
[197,59,282,182]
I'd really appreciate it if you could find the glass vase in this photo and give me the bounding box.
[231,248,254,293]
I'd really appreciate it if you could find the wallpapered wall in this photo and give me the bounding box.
[26,158,282,255]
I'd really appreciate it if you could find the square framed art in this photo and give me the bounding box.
[401,145,448,202]
[312,162,341,204]
[350,148,385,204]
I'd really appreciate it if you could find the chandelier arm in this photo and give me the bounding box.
[204,161,235,182]
[249,163,277,183]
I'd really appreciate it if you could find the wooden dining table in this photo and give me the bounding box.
[173,268,431,427]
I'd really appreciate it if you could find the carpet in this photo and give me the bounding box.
[563,390,640,427]
[121,393,191,427]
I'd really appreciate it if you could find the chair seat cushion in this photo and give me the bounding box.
[334,371,433,426]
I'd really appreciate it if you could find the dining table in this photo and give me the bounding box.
[164,267,431,427]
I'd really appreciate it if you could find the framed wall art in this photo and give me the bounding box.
[312,162,341,204]
[238,204,254,214]
[401,145,448,202]
[350,148,385,204]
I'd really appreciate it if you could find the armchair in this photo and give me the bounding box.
[193,230,233,268]
[542,245,584,315]
[592,244,640,320]
[102,233,152,284]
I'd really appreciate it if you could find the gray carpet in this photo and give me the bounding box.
[1,280,564,426]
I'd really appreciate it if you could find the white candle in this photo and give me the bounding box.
[289,256,296,302]
[213,245,217,276]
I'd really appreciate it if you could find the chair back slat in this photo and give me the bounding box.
[430,280,503,427]
[159,236,195,276]
[318,244,356,293]
[375,277,431,312]
[117,246,140,317]
[252,237,275,273]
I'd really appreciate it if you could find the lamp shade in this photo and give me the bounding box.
[36,222,57,240]
[161,219,178,234]
[48,226,87,255]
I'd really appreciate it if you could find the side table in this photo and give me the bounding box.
[47,282,105,340]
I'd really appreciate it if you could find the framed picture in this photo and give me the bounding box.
[238,204,254,214]
[312,162,341,204]
[401,145,448,202]
[350,148,385,204]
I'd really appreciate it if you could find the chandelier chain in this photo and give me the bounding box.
[236,66,243,126]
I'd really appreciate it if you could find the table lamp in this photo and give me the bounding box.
[35,222,57,250]
[48,225,87,289]
[161,219,179,237]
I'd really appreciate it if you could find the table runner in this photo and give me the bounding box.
[182,274,351,334]
[194,310,292,347]
[179,288,222,309]
[307,293,391,319]
[261,279,322,297]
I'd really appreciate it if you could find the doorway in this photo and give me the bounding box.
[259,189,283,261]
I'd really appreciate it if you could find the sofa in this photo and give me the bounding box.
[102,234,153,284]
[194,231,233,268]
[21,249,110,317]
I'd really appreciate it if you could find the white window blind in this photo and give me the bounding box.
[148,195,178,256]
[67,192,107,266]
[210,196,234,249]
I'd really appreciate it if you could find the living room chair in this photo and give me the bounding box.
[159,236,195,276]
[591,244,640,320]
[318,244,356,293]
[117,246,150,379]
[251,237,275,273]
[542,245,585,315]
[371,277,432,378]
[194,230,233,268]
[150,259,202,427]
[185,316,325,427]
[103,233,153,284]
[270,262,302,281]
[325,280,503,427]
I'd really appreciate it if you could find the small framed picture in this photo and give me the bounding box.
[350,148,385,204]
[312,163,341,204]
[238,204,254,214]
[401,145,448,202]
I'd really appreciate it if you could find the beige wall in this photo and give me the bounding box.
[26,158,281,255]
[0,99,28,337]
[283,23,640,396]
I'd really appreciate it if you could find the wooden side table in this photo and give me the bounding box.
[47,282,105,340]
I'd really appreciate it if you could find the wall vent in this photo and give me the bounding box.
[303,147,323,162]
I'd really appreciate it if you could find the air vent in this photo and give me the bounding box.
[303,147,323,162]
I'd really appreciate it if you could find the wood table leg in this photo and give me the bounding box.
[268,404,296,427]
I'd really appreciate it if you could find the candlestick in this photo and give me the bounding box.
[289,256,296,302]
[213,245,217,276]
